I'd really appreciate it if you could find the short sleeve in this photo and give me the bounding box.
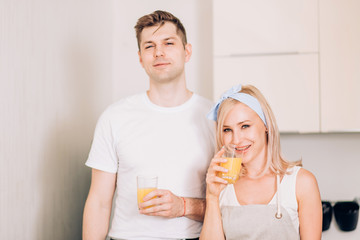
[85,110,118,173]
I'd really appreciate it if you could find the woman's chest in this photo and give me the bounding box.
[234,176,277,205]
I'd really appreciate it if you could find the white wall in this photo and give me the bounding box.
[0,0,212,239]
[0,0,113,239]
[281,133,360,202]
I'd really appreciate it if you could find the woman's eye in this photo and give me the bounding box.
[166,42,174,45]
[145,45,153,49]
[223,128,232,132]
[242,124,250,129]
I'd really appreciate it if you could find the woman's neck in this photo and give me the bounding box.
[243,149,270,178]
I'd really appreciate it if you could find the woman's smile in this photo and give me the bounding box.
[235,144,251,153]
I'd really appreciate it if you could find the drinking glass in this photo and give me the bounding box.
[218,144,243,184]
[137,175,158,208]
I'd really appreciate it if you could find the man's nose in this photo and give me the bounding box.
[154,46,164,57]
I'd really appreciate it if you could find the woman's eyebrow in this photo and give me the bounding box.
[223,120,248,127]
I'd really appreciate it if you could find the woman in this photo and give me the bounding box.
[200,84,322,240]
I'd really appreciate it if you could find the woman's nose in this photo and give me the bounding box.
[231,131,242,145]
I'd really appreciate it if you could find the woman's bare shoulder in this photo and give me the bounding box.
[296,168,320,200]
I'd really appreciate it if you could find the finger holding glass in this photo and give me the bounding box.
[139,189,185,218]
[206,148,229,198]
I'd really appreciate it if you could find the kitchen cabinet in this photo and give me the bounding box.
[214,54,319,133]
[213,0,318,56]
[319,0,360,132]
[213,0,320,132]
[213,0,360,133]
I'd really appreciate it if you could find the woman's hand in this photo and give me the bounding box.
[200,148,228,240]
[206,147,229,198]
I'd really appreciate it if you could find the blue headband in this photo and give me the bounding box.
[207,84,267,127]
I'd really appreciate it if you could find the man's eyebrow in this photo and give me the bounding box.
[142,36,177,47]
[143,40,154,45]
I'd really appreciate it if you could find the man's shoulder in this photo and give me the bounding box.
[99,93,146,120]
[106,93,145,111]
[192,94,215,117]
[193,94,214,109]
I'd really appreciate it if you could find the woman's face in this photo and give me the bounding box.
[222,102,268,165]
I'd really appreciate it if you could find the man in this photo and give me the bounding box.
[83,10,215,240]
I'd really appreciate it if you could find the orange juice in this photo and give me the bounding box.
[218,157,242,184]
[137,187,156,208]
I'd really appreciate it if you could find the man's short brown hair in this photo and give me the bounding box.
[134,10,187,50]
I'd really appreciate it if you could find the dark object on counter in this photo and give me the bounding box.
[334,201,359,231]
[322,201,333,231]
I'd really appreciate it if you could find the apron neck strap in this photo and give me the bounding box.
[275,174,283,219]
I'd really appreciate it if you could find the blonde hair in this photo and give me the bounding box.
[216,85,302,177]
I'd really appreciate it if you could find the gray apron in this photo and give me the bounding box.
[221,175,299,240]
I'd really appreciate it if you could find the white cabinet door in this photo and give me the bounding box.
[214,54,319,132]
[213,0,318,56]
[319,0,360,132]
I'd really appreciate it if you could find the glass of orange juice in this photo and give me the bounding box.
[137,175,158,208]
[218,144,242,184]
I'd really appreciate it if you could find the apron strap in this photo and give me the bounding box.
[275,174,283,219]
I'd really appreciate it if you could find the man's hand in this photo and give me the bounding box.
[138,189,185,218]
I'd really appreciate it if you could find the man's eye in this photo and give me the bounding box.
[145,45,153,49]
[242,124,250,129]
[166,42,174,45]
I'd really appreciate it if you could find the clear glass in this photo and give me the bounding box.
[218,144,243,184]
[137,175,158,207]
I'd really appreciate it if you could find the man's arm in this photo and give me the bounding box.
[139,190,206,222]
[183,197,206,221]
[83,169,116,240]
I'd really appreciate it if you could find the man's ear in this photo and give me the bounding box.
[184,43,192,63]
[138,51,144,68]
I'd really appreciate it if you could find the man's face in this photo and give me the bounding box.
[138,22,192,84]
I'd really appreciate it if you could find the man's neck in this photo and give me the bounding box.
[147,82,193,107]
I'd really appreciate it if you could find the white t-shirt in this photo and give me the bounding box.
[86,93,215,240]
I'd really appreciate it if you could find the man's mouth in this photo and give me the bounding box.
[153,62,170,67]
